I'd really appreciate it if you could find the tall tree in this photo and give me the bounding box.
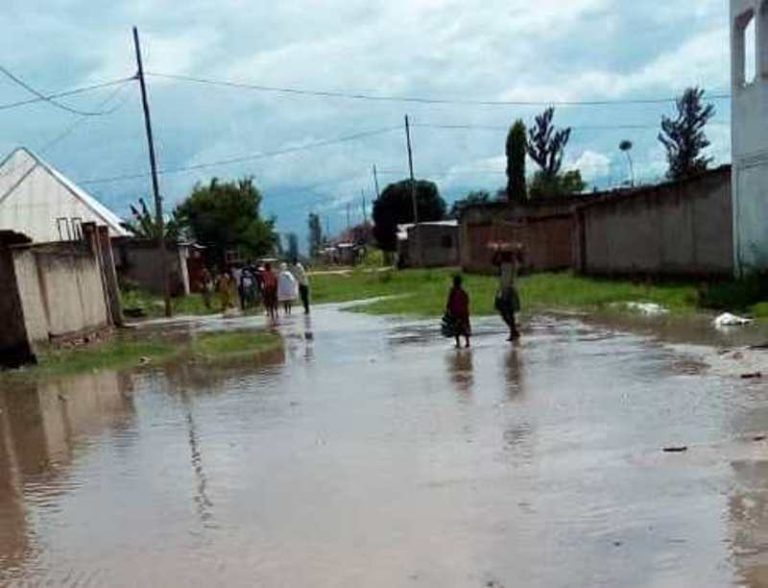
[286,232,299,260]
[658,87,715,181]
[449,190,491,218]
[308,213,323,258]
[174,177,276,265]
[372,179,446,252]
[506,120,527,203]
[527,107,571,181]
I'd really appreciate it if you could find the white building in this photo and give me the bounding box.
[731,0,768,274]
[0,147,128,243]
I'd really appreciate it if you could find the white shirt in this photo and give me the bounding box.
[278,271,298,301]
[291,263,309,286]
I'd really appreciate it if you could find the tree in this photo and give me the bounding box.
[372,179,446,251]
[286,232,299,260]
[658,87,715,181]
[308,213,324,258]
[122,197,181,241]
[174,177,277,265]
[506,120,527,203]
[529,169,586,199]
[527,107,571,181]
[449,190,491,218]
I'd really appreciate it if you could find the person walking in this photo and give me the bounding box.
[277,262,298,316]
[261,262,278,320]
[446,274,471,348]
[492,244,523,341]
[290,258,311,314]
[200,267,214,310]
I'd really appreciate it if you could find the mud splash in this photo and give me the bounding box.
[0,308,766,587]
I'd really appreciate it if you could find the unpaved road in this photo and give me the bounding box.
[1,308,766,587]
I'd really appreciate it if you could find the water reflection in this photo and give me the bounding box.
[446,350,474,398]
[504,348,524,400]
[0,372,135,576]
[728,460,768,587]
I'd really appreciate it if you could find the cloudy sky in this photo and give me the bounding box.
[0,0,732,248]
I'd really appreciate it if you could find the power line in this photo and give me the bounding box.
[411,121,730,132]
[0,75,134,114]
[79,126,400,185]
[39,82,133,154]
[147,71,731,107]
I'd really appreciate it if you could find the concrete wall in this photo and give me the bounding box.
[577,167,733,276]
[401,224,459,267]
[13,241,111,342]
[731,0,768,273]
[113,239,190,296]
[460,201,576,273]
[0,233,35,367]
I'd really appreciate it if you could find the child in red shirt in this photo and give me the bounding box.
[446,274,471,348]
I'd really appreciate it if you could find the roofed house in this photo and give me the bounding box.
[0,147,129,243]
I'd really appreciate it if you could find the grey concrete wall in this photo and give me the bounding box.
[13,242,111,343]
[403,225,459,267]
[0,241,35,367]
[113,239,189,296]
[579,168,733,276]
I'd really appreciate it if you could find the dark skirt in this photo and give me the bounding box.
[495,287,520,315]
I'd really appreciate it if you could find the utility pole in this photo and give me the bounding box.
[372,164,381,199]
[404,114,420,267]
[361,189,368,224]
[133,26,171,317]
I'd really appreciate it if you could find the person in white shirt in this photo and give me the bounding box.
[277,262,299,315]
[290,258,311,314]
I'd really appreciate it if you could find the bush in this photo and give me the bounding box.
[698,273,768,312]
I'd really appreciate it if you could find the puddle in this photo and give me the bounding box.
[0,307,766,586]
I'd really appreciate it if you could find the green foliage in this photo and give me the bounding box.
[174,177,277,264]
[698,273,768,312]
[659,87,715,181]
[506,120,528,202]
[308,213,324,258]
[527,107,571,179]
[122,197,181,241]
[372,179,446,251]
[529,169,586,199]
[449,190,491,218]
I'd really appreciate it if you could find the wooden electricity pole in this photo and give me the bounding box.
[133,26,171,317]
[372,164,381,199]
[404,114,420,266]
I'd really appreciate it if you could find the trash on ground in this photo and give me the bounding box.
[615,302,669,316]
[740,372,763,379]
[663,446,689,453]
[713,313,753,328]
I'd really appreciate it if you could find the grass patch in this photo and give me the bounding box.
[191,331,283,361]
[3,330,282,381]
[311,268,700,318]
[121,288,216,318]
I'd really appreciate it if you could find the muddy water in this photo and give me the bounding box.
[0,308,766,587]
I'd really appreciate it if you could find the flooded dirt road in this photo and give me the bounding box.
[1,308,766,587]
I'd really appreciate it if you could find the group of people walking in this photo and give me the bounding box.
[201,259,310,319]
[444,245,523,348]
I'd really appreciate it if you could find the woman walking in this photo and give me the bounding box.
[493,244,523,341]
[277,262,299,316]
[261,262,279,320]
[446,274,471,348]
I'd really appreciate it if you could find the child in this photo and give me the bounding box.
[446,274,471,348]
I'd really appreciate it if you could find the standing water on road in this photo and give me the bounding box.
[0,307,766,587]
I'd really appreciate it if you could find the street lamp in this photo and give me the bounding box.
[619,140,635,187]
